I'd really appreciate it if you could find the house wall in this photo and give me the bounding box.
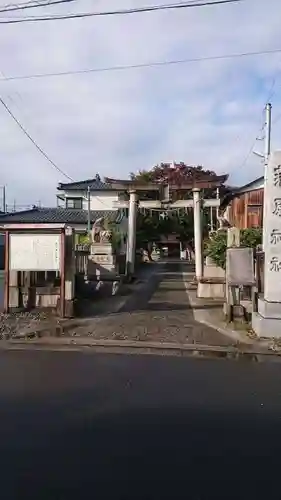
[228,188,264,229]
[62,190,120,211]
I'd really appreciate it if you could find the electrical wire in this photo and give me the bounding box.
[0,96,74,181]
[1,46,279,82]
[0,0,77,13]
[1,0,58,7]
[0,0,242,24]
[231,66,281,174]
[233,108,267,173]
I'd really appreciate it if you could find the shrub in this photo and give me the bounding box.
[204,228,262,269]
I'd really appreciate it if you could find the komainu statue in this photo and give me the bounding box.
[92,217,112,243]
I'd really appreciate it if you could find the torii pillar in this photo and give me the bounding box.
[126,189,138,276]
[193,188,203,280]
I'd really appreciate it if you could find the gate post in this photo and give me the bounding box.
[193,188,203,280]
[126,190,138,277]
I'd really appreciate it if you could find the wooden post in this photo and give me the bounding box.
[64,227,75,317]
[4,230,9,313]
[60,229,65,318]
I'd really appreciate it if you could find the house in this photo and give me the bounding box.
[56,174,124,211]
[0,176,129,251]
[220,176,264,229]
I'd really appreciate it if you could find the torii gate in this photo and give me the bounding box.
[106,175,227,279]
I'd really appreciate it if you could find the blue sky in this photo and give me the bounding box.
[0,0,280,208]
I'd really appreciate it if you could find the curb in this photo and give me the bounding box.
[1,337,277,358]
[9,318,93,340]
[182,276,258,347]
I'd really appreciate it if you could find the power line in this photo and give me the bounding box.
[0,0,76,13]
[235,105,268,172]
[1,0,59,7]
[234,107,267,173]
[0,96,73,181]
[231,63,281,174]
[0,0,242,24]
[1,46,279,82]
[236,136,259,171]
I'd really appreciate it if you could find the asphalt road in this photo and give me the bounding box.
[1,350,281,499]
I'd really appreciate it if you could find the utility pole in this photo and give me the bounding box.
[264,102,272,164]
[1,185,6,212]
[216,187,219,227]
[263,102,272,249]
[87,186,91,236]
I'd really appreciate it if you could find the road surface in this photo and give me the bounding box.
[70,262,232,346]
[0,349,281,499]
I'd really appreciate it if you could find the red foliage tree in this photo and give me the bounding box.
[130,162,218,184]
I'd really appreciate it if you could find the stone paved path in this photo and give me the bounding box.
[70,262,236,346]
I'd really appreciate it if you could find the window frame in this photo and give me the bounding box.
[66,197,83,209]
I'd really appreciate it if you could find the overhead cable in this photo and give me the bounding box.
[0,0,242,24]
[0,96,74,181]
[1,46,279,82]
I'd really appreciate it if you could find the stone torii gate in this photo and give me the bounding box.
[106,175,227,279]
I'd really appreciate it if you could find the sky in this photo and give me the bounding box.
[0,0,280,209]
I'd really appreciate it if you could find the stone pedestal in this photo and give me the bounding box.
[252,151,281,338]
[197,278,225,299]
[197,257,225,299]
[204,257,225,279]
[89,243,117,280]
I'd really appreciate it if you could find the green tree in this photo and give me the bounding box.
[204,228,262,269]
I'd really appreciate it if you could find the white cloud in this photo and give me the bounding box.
[0,0,281,207]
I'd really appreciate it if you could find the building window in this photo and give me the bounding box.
[66,198,83,209]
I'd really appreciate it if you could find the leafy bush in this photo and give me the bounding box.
[204,231,227,269]
[204,228,262,269]
[77,233,91,244]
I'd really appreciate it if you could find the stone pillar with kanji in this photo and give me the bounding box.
[252,151,281,337]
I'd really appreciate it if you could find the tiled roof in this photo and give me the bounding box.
[0,208,123,224]
[57,176,114,191]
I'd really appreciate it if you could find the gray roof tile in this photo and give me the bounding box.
[0,208,123,225]
[57,176,114,192]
